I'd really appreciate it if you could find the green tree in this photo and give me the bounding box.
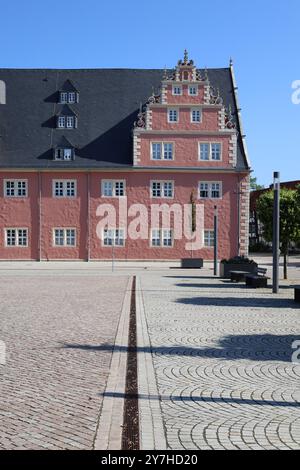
[256,188,300,279]
[250,176,265,191]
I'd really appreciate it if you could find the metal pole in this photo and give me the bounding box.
[273,172,280,293]
[214,205,218,276]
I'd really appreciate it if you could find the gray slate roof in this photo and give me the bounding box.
[0,68,249,170]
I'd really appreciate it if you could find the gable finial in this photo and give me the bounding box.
[184,49,189,64]
[163,65,168,80]
[229,57,233,67]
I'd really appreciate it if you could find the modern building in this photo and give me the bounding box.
[0,52,250,261]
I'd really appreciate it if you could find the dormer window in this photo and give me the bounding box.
[53,137,75,161]
[58,80,79,104]
[56,105,77,129]
[54,148,74,161]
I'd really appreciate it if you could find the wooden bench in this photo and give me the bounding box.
[245,267,269,288]
[230,270,250,283]
[295,286,300,303]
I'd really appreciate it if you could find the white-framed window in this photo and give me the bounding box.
[103,228,125,246]
[151,229,173,247]
[191,108,202,123]
[4,180,27,197]
[151,142,174,160]
[168,108,179,123]
[5,228,28,247]
[54,148,73,161]
[53,228,76,247]
[204,230,215,247]
[66,116,75,128]
[58,116,65,128]
[189,85,198,96]
[53,180,77,198]
[101,180,126,197]
[172,85,182,96]
[199,142,222,161]
[151,181,174,198]
[59,92,78,104]
[199,182,222,199]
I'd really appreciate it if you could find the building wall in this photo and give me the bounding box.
[0,170,246,261]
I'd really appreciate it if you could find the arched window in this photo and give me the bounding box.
[0,80,6,104]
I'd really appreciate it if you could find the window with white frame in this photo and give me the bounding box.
[101,180,125,197]
[199,182,222,199]
[103,228,125,246]
[53,180,76,197]
[54,148,74,161]
[191,108,202,123]
[151,229,173,247]
[168,108,178,123]
[172,85,182,96]
[5,228,28,247]
[199,143,222,161]
[151,181,174,198]
[4,180,27,197]
[204,230,214,247]
[189,85,198,96]
[57,115,76,129]
[151,142,174,160]
[59,91,78,104]
[53,228,76,247]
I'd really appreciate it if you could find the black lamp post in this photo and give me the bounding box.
[273,172,280,293]
[214,205,218,276]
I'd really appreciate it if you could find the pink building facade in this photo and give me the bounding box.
[0,53,250,261]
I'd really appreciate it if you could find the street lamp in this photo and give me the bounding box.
[273,171,280,293]
[214,205,218,276]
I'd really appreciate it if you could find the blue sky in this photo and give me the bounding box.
[1,0,299,186]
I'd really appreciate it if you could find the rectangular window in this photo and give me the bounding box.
[211,143,221,161]
[151,229,173,247]
[151,181,174,198]
[103,228,125,246]
[204,230,214,247]
[68,92,76,103]
[189,85,198,96]
[66,116,74,128]
[58,116,65,128]
[55,148,73,161]
[151,142,174,160]
[168,108,178,123]
[172,86,182,95]
[191,108,201,123]
[199,182,222,199]
[53,180,77,198]
[4,180,27,197]
[53,228,76,247]
[101,180,125,197]
[199,143,222,161]
[5,228,28,247]
[60,92,68,103]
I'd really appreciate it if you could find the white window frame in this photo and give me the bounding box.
[150,142,174,161]
[191,108,202,123]
[60,92,68,104]
[101,179,126,197]
[57,116,66,128]
[198,181,222,199]
[188,85,198,96]
[199,142,222,161]
[172,85,182,96]
[53,228,76,247]
[68,92,76,103]
[52,179,77,198]
[54,148,73,161]
[5,228,28,247]
[102,228,125,247]
[168,108,179,123]
[4,179,28,198]
[150,228,173,248]
[66,116,75,129]
[150,180,174,199]
[204,229,215,248]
